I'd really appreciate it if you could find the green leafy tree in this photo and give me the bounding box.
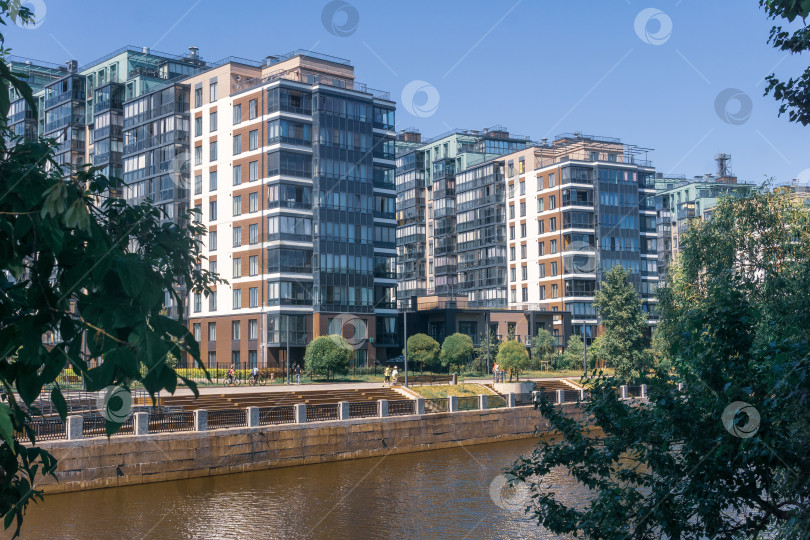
[558,334,584,371]
[510,190,810,539]
[0,5,222,535]
[761,0,810,125]
[440,333,474,374]
[592,265,651,382]
[531,328,557,369]
[304,336,352,380]
[405,333,440,372]
[496,340,531,381]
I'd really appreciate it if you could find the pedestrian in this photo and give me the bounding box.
[295,364,301,384]
[391,366,399,385]
[384,366,391,386]
[493,362,500,384]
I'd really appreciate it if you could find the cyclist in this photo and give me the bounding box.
[251,366,260,384]
[226,366,236,385]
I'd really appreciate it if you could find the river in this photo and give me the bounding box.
[20,438,588,539]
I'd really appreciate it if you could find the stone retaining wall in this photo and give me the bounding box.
[37,404,586,494]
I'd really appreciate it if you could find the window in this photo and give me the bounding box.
[549,173,556,188]
[537,198,544,212]
[549,195,556,210]
[551,261,558,276]
[232,320,241,340]
[510,289,517,303]
[194,88,202,107]
[539,286,546,300]
[519,181,525,195]
[249,287,258,308]
[509,205,515,219]
[249,192,259,212]
[537,176,544,191]
[194,116,202,136]
[208,291,217,310]
[551,239,557,254]
[520,201,526,217]
[233,195,242,216]
[207,351,216,366]
[233,289,241,309]
[521,244,527,259]
[520,223,527,238]
[539,220,545,234]
[551,284,558,298]
[249,223,258,244]
[208,322,216,341]
[209,170,217,191]
[550,217,557,232]
[209,260,217,274]
[233,134,241,155]
[209,81,217,102]
[510,225,515,240]
[249,129,258,150]
[194,145,202,165]
[539,241,545,256]
[519,160,525,174]
[233,257,241,278]
[510,246,516,261]
[249,160,258,181]
[539,263,546,278]
[193,323,201,342]
[194,174,202,195]
[522,287,528,302]
[249,255,258,276]
[232,351,240,366]
[210,111,217,132]
[510,267,516,282]
[521,266,528,280]
[193,293,201,312]
[248,319,257,340]
[249,99,257,119]
[209,141,217,161]
[233,226,242,247]
[209,231,217,250]
[233,164,241,185]
[233,104,242,124]
[209,200,217,220]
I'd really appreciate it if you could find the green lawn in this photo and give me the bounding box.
[409,383,498,399]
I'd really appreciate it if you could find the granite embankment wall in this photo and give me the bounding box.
[37,405,586,494]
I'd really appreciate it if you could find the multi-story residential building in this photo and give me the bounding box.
[395,126,533,308]
[654,154,754,279]
[7,57,63,145]
[184,50,397,369]
[503,133,658,344]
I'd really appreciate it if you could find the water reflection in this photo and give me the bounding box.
[21,438,589,539]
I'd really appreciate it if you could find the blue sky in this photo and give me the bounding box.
[6,0,809,184]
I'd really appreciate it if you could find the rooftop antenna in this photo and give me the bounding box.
[715,153,731,178]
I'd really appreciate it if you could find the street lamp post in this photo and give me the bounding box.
[582,325,588,377]
[404,307,408,387]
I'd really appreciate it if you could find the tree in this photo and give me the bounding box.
[0,5,221,535]
[405,333,440,372]
[531,328,556,370]
[558,334,584,371]
[304,336,351,380]
[761,1,810,125]
[510,190,810,539]
[592,265,651,382]
[440,333,474,374]
[496,340,531,381]
[472,329,500,374]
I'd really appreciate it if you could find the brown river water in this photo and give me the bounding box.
[18,438,588,539]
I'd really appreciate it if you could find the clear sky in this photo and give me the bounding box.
[6,0,809,185]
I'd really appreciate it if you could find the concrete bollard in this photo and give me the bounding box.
[378,399,388,418]
[415,398,425,415]
[556,389,565,405]
[247,406,259,427]
[507,393,516,408]
[134,412,149,435]
[338,401,350,421]
[531,391,541,405]
[620,385,629,399]
[478,394,488,410]
[580,388,587,401]
[194,409,208,431]
[641,384,648,399]
[448,395,458,412]
[66,415,83,440]
[294,404,306,424]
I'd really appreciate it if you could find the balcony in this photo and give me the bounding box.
[44,89,85,110]
[266,331,311,345]
[44,114,85,133]
[374,301,397,310]
[94,124,123,141]
[374,270,397,279]
[268,135,312,147]
[267,232,312,243]
[267,200,311,210]
[374,210,396,220]
[93,151,123,166]
[374,332,399,345]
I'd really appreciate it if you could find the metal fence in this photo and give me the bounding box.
[349,401,378,419]
[82,414,134,438]
[514,393,535,406]
[487,395,507,409]
[563,390,583,403]
[307,403,339,422]
[30,417,66,441]
[456,396,480,411]
[148,412,194,433]
[208,409,247,429]
[424,398,448,413]
[259,406,295,425]
[389,400,415,416]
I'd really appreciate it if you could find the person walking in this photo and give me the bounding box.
[391,366,399,385]
[384,366,391,386]
[295,364,301,384]
[493,362,500,384]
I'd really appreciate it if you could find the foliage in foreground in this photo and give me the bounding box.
[509,190,810,539]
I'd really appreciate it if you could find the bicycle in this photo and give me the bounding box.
[248,374,265,386]
[225,376,241,387]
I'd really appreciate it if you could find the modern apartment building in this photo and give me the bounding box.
[654,154,754,279]
[503,133,658,344]
[7,57,63,145]
[184,50,398,369]
[395,126,533,308]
